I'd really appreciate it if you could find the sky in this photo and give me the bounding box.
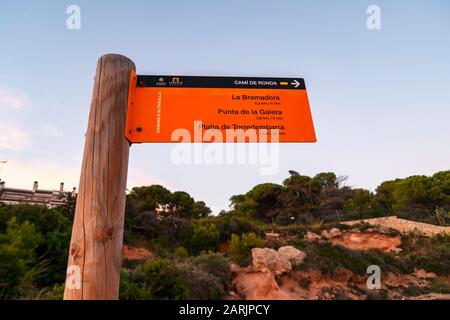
[0,0,449,213]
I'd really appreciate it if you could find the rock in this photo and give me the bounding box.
[413,269,437,279]
[229,262,241,273]
[265,232,280,239]
[304,231,321,243]
[277,246,306,266]
[227,290,240,300]
[387,247,402,254]
[330,231,401,252]
[251,248,291,275]
[121,245,154,261]
[232,269,291,300]
[330,228,343,237]
[321,228,342,239]
[341,216,450,237]
[321,230,329,238]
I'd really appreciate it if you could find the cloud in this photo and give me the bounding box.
[0,120,29,150]
[0,87,28,110]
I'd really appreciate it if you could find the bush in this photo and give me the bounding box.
[185,223,220,256]
[120,268,152,300]
[174,246,189,258]
[120,253,232,300]
[44,283,65,300]
[399,233,450,276]
[0,217,45,299]
[201,214,262,242]
[192,252,232,292]
[183,265,225,300]
[228,232,264,266]
[291,239,407,275]
[120,259,188,300]
[127,212,193,249]
[143,259,188,299]
[171,252,233,299]
[0,204,72,287]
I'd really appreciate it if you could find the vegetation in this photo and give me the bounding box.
[120,252,232,300]
[228,233,264,266]
[185,223,220,255]
[0,203,72,299]
[230,170,450,225]
[0,169,449,299]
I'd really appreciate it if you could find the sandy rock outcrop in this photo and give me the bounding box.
[232,246,307,299]
[277,246,306,267]
[251,248,291,275]
[251,246,307,275]
[265,232,280,239]
[304,231,322,243]
[342,216,450,237]
[233,269,292,300]
[321,228,342,239]
[330,231,401,253]
[121,245,154,261]
[413,269,437,279]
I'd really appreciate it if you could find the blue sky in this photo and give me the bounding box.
[0,0,449,213]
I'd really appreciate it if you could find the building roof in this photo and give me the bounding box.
[0,180,76,208]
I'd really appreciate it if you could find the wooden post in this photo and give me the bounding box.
[64,54,135,300]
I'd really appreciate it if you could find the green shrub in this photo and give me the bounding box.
[291,239,407,275]
[399,280,450,298]
[44,283,65,300]
[143,259,188,299]
[400,233,450,276]
[192,252,232,292]
[119,268,152,300]
[183,265,225,300]
[407,249,450,276]
[0,217,46,299]
[228,232,264,266]
[366,289,389,300]
[0,204,72,287]
[120,253,232,300]
[185,223,220,256]
[173,252,232,299]
[202,215,262,241]
[175,246,189,258]
[120,259,189,300]
[127,212,193,249]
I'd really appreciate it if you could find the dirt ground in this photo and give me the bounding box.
[330,231,401,252]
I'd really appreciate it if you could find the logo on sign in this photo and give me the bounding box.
[156,77,167,86]
[169,77,183,86]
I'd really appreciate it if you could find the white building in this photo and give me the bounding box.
[0,180,76,208]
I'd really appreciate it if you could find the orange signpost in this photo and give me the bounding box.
[125,71,316,143]
[65,53,317,300]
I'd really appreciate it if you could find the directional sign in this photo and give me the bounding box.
[125,71,316,143]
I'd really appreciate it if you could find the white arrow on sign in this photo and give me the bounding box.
[290,79,301,88]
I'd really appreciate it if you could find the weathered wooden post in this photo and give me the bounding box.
[64,54,135,300]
